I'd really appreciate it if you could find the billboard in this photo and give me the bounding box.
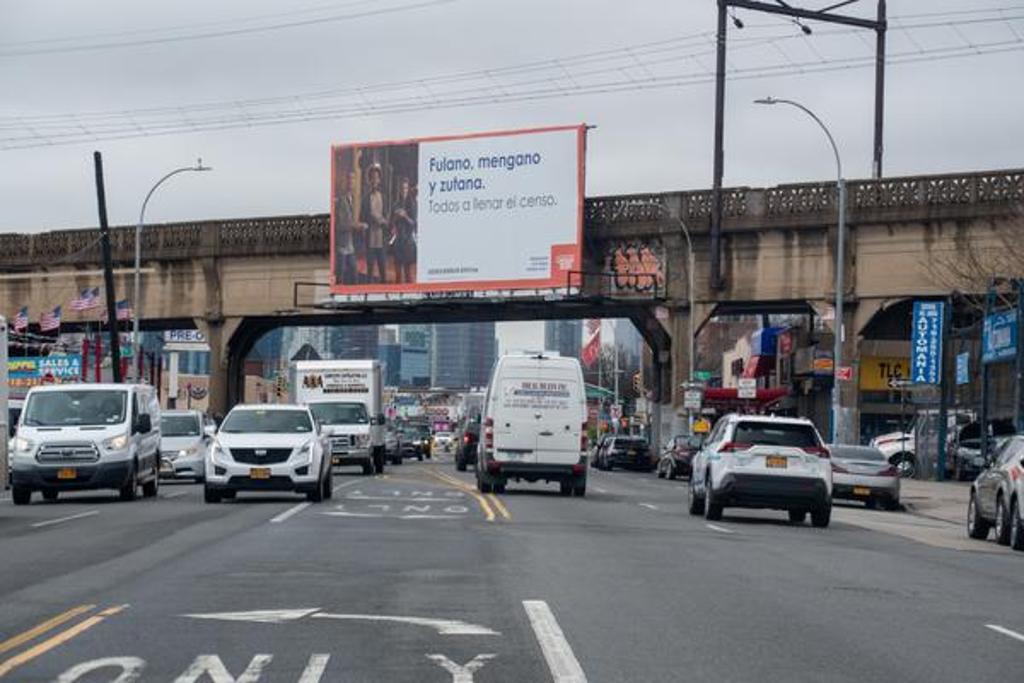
[330,125,585,295]
[8,355,83,392]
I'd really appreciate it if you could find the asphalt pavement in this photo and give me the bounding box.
[1,457,1022,682]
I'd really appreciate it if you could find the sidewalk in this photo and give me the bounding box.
[900,478,971,525]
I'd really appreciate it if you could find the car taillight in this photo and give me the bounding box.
[484,417,494,449]
[719,442,752,453]
[803,446,830,458]
[463,433,471,445]
[831,462,850,474]
[879,465,899,477]
[572,462,585,476]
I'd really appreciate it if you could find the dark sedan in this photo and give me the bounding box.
[596,436,653,472]
[455,418,480,472]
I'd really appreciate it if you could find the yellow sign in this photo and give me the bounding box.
[693,418,711,434]
[860,356,909,391]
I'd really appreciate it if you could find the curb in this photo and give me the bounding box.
[903,500,962,526]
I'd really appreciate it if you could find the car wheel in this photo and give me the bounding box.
[477,476,493,494]
[667,464,677,480]
[559,481,573,496]
[12,486,32,506]
[1010,498,1024,551]
[142,472,159,498]
[119,464,138,502]
[203,486,222,504]
[373,450,385,475]
[885,498,901,512]
[703,482,723,521]
[810,504,831,528]
[894,453,916,479]
[195,476,205,484]
[362,463,373,475]
[307,481,325,503]
[456,456,467,472]
[687,477,704,516]
[865,498,877,510]
[324,472,334,500]
[995,495,1012,546]
[493,482,506,494]
[657,465,666,479]
[42,489,59,502]
[417,454,424,462]
[788,509,807,524]
[967,492,991,539]
[222,489,237,500]
[572,482,586,497]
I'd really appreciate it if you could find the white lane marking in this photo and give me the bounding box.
[332,478,366,491]
[705,523,735,535]
[172,654,272,683]
[269,502,310,524]
[297,654,331,683]
[322,511,385,518]
[427,654,496,683]
[312,612,500,636]
[638,503,659,511]
[182,608,320,624]
[523,600,587,683]
[31,510,99,529]
[400,514,464,520]
[161,491,188,499]
[986,624,1024,644]
[345,495,464,501]
[55,656,146,682]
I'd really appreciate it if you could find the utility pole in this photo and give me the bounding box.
[94,151,122,383]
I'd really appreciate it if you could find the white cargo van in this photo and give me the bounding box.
[291,360,385,475]
[477,352,588,496]
[9,383,161,504]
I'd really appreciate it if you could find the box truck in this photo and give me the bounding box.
[291,360,385,475]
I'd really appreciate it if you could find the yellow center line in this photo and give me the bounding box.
[0,605,96,656]
[427,471,495,522]
[487,494,512,521]
[0,605,127,678]
[432,471,511,521]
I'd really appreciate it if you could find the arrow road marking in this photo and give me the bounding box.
[181,609,500,636]
[986,624,1024,644]
[427,654,496,683]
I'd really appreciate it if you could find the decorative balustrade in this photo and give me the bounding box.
[0,170,1019,269]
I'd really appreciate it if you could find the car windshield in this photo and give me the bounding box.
[830,445,886,461]
[162,415,201,437]
[733,422,820,448]
[309,402,369,425]
[23,390,127,427]
[222,409,312,433]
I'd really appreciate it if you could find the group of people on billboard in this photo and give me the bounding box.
[333,151,418,286]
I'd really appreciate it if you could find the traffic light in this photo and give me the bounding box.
[632,371,642,394]
[274,375,287,400]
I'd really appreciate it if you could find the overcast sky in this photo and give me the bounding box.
[3,0,1022,349]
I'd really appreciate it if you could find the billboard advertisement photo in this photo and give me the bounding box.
[330,125,585,295]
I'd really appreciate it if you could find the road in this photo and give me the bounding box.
[1,457,1022,682]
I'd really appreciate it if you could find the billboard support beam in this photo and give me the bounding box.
[94,151,122,384]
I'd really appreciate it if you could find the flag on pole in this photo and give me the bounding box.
[70,286,101,311]
[581,319,601,368]
[12,306,29,332]
[39,305,62,332]
[102,300,133,322]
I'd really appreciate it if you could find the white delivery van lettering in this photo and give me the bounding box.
[502,381,572,411]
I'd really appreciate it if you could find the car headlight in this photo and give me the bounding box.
[102,433,130,451]
[294,442,313,460]
[356,434,370,447]
[13,436,34,453]
[178,445,200,458]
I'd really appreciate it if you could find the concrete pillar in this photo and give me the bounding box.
[194,316,241,420]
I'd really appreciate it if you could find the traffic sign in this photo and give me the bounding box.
[835,366,853,381]
[683,389,703,410]
[609,403,622,420]
[737,378,756,399]
[693,418,711,434]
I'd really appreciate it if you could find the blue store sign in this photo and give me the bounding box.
[956,352,970,385]
[982,310,1017,364]
[910,301,944,385]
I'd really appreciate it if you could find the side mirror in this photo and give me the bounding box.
[204,424,217,438]
[134,413,152,435]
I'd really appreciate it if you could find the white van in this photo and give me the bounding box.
[9,383,161,504]
[477,352,588,496]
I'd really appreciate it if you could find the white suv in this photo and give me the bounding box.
[688,414,833,527]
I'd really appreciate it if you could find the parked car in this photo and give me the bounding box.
[871,410,974,479]
[8,399,23,438]
[688,414,832,527]
[948,420,1015,481]
[9,383,161,505]
[589,434,613,468]
[455,416,480,472]
[657,434,703,479]
[595,435,654,471]
[384,425,403,466]
[159,409,214,482]
[828,444,900,510]
[204,404,331,504]
[967,435,1024,550]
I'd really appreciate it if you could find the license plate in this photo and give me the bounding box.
[765,456,787,469]
[853,486,871,496]
[250,467,271,480]
[57,468,77,480]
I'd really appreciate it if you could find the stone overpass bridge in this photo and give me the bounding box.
[1,167,1021,436]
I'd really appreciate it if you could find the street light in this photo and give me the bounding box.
[754,96,846,443]
[131,160,212,381]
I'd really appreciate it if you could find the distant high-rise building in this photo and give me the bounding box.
[378,343,402,386]
[431,322,496,388]
[544,319,582,359]
[327,326,378,360]
[400,325,432,387]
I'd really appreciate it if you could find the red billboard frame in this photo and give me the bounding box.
[329,124,586,296]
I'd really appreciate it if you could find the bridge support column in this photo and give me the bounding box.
[194,316,242,420]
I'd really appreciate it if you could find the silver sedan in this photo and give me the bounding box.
[828,444,900,510]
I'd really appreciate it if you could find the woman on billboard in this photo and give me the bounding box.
[390,176,417,284]
[360,163,389,283]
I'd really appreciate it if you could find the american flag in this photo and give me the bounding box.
[12,306,28,332]
[102,300,133,322]
[39,305,62,332]
[581,319,601,368]
[70,287,101,311]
